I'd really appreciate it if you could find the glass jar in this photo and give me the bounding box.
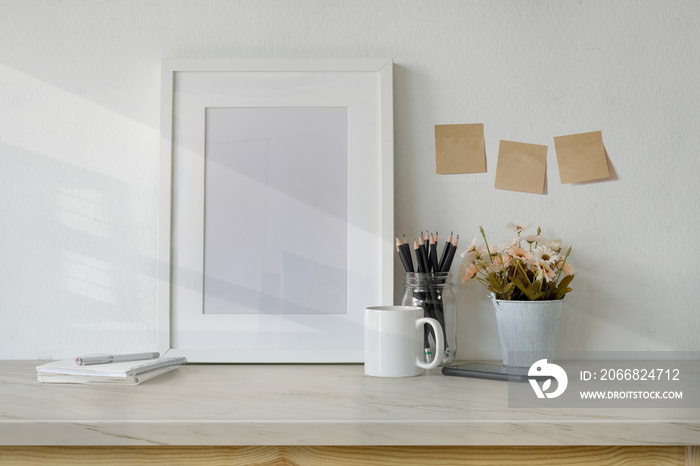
[400,272,456,366]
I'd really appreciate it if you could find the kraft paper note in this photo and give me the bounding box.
[553,131,609,184]
[435,124,486,174]
[494,140,548,194]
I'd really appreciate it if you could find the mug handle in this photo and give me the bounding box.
[414,317,444,370]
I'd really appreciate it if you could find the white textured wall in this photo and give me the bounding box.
[1,1,699,359]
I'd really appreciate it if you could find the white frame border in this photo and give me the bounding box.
[157,58,394,362]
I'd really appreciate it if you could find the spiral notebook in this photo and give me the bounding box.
[36,356,187,385]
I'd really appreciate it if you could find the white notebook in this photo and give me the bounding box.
[36,356,187,384]
[36,365,180,385]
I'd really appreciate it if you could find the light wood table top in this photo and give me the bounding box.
[2,360,699,445]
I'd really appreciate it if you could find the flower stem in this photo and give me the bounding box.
[552,245,572,286]
[479,226,494,264]
[514,259,532,287]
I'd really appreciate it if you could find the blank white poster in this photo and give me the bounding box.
[203,107,349,315]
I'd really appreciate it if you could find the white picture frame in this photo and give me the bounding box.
[158,58,394,362]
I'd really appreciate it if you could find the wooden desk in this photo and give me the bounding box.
[1,361,698,465]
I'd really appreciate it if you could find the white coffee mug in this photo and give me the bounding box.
[364,305,445,377]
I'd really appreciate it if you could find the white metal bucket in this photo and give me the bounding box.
[490,293,563,367]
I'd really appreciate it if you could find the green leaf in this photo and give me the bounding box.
[554,287,573,300]
[552,274,574,299]
[557,274,574,290]
[511,275,529,293]
[524,280,545,301]
[501,282,515,300]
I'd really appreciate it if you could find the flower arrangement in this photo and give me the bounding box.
[459,223,574,301]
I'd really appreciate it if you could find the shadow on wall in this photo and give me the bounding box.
[1,138,364,357]
[1,140,156,357]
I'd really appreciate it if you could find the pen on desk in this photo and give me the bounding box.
[75,352,160,366]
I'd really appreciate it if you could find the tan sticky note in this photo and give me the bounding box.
[435,124,486,174]
[553,131,609,184]
[494,140,548,194]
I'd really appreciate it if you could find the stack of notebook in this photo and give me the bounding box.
[36,355,187,385]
